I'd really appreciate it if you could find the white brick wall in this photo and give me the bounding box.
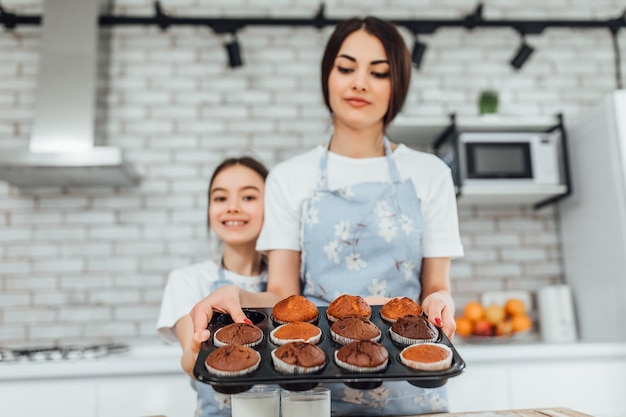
[0,0,624,345]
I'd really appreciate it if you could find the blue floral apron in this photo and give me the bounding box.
[301,137,449,416]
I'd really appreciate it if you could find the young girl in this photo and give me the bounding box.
[157,156,268,417]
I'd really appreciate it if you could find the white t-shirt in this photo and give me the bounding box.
[156,260,268,343]
[257,143,464,258]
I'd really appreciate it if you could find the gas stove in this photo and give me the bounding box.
[0,343,129,363]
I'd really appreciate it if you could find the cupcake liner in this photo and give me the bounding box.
[269,324,322,345]
[270,349,325,374]
[272,315,319,326]
[205,361,260,377]
[399,343,453,371]
[330,329,381,345]
[205,350,261,377]
[333,350,388,373]
[379,312,399,324]
[326,312,371,323]
[389,328,438,346]
[380,311,415,324]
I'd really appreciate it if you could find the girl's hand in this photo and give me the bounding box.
[184,285,250,377]
[181,326,210,377]
[421,291,456,340]
[190,285,250,333]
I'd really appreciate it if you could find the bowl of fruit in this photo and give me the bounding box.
[455,291,534,343]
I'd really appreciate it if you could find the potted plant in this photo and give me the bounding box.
[479,90,499,115]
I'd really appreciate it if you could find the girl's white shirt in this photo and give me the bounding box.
[156,259,268,343]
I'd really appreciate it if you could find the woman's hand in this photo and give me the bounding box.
[421,291,456,340]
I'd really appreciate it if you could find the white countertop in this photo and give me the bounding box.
[454,339,626,363]
[0,344,184,381]
[2,340,626,382]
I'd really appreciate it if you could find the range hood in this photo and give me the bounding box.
[0,0,139,187]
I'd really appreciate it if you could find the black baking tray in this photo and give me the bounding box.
[193,306,466,394]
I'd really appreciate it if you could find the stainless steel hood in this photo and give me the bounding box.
[0,0,139,187]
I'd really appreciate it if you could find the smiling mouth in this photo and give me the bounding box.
[223,220,246,226]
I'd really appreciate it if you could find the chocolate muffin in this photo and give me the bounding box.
[213,322,264,348]
[326,294,372,322]
[330,317,381,345]
[272,295,319,325]
[334,340,389,373]
[380,297,423,323]
[205,344,261,377]
[400,342,453,371]
[271,341,326,374]
[389,314,439,345]
[270,322,322,345]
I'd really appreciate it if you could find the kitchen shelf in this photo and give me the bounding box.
[387,114,560,147]
[455,183,569,207]
[387,113,571,209]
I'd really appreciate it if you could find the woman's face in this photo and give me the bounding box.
[328,29,391,130]
[208,164,265,246]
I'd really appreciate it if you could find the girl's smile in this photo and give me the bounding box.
[209,164,265,246]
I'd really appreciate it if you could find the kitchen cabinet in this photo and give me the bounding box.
[509,360,626,416]
[0,344,197,417]
[97,374,196,417]
[0,374,196,417]
[447,363,510,412]
[0,379,96,417]
[447,343,626,417]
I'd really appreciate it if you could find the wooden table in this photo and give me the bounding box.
[420,408,593,417]
[144,407,593,417]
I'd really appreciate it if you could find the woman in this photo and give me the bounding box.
[190,16,464,415]
[157,156,268,417]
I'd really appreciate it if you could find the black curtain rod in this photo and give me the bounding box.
[1,2,625,34]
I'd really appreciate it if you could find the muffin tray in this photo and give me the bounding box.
[193,306,466,394]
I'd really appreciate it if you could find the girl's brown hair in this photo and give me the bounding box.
[320,16,412,128]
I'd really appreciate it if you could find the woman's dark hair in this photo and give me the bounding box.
[320,16,412,128]
[207,156,269,228]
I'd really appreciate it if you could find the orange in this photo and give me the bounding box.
[505,298,526,316]
[484,303,506,325]
[511,313,533,333]
[463,301,485,322]
[455,316,474,338]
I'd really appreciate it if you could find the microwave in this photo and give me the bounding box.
[456,132,562,186]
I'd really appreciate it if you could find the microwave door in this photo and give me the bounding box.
[465,142,533,180]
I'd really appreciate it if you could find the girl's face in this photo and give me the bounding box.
[328,29,391,131]
[208,165,265,246]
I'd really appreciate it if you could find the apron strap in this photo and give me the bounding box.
[382,137,401,183]
[214,257,230,289]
